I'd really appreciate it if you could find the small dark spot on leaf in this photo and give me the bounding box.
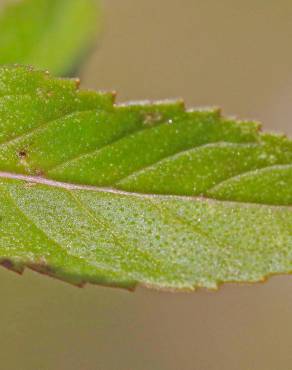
[18,150,27,159]
[0,259,23,274]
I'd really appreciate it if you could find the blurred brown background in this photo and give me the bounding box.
[1,1,292,369]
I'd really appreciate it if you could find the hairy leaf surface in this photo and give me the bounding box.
[0,0,100,75]
[0,65,291,290]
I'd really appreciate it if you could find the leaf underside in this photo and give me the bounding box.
[0,65,291,291]
[0,0,99,75]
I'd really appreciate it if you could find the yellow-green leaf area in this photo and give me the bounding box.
[0,0,100,75]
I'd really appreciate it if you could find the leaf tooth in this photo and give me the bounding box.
[0,258,24,274]
[0,258,137,289]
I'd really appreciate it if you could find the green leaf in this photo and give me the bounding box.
[0,0,100,75]
[0,65,291,290]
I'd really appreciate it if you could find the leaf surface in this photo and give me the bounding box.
[0,0,100,75]
[0,65,291,290]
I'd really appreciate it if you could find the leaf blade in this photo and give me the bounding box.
[0,65,291,290]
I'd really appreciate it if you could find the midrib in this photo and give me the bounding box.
[0,170,290,210]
